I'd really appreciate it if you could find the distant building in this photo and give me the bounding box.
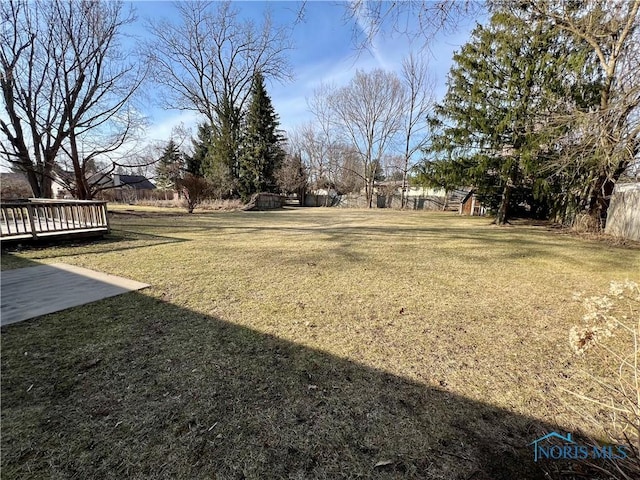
[459,190,487,216]
[0,171,156,201]
[110,174,156,202]
[52,170,111,199]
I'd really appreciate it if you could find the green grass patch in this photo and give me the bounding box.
[2,209,639,478]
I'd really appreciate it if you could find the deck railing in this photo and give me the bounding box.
[0,199,110,240]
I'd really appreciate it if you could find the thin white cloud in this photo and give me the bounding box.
[350,0,391,71]
[144,110,201,144]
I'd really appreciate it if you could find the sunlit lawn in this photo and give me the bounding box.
[2,206,639,479]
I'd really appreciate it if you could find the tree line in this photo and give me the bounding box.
[421,1,639,225]
[293,1,638,226]
[2,0,637,226]
[1,0,292,205]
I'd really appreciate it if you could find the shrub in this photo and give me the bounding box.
[565,280,640,479]
[178,174,213,213]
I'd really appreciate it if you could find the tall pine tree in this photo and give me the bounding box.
[186,123,211,177]
[237,72,285,200]
[208,95,243,182]
[156,140,184,191]
[427,10,599,224]
[186,122,237,198]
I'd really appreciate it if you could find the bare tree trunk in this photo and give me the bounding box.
[68,132,88,199]
[586,160,628,225]
[24,169,42,197]
[40,157,54,198]
[538,0,640,224]
[399,53,434,210]
[401,153,409,209]
[1,0,145,201]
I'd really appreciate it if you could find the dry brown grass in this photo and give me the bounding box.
[120,198,244,212]
[2,208,639,479]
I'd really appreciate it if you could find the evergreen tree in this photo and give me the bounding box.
[186,123,211,177]
[207,95,243,182]
[187,122,237,198]
[237,72,286,200]
[156,140,184,191]
[426,10,599,224]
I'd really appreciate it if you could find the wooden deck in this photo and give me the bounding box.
[0,199,109,242]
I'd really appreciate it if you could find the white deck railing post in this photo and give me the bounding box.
[27,204,38,239]
[0,199,110,240]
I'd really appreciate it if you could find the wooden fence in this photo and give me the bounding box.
[0,199,109,241]
[242,193,285,211]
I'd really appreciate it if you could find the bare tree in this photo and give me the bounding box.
[532,0,640,224]
[179,173,212,213]
[306,84,382,203]
[54,0,147,200]
[306,84,338,186]
[326,69,405,208]
[284,125,315,186]
[275,152,307,204]
[333,143,365,195]
[1,0,146,199]
[399,53,435,208]
[145,1,292,178]
[345,0,481,50]
[1,0,56,197]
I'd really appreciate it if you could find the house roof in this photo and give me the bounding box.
[116,175,156,190]
[461,189,476,204]
[55,169,112,187]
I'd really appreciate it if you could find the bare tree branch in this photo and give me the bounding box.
[344,0,482,52]
[400,52,435,208]
[145,1,292,130]
[1,0,147,199]
[326,69,405,208]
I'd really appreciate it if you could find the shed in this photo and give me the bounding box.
[459,190,486,216]
[605,182,640,241]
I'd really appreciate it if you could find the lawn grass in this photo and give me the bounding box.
[2,207,639,479]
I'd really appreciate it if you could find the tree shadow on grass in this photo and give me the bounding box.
[1,265,593,479]
[213,219,638,273]
[0,229,189,266]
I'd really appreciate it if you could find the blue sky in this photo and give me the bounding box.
[128,1,484,144]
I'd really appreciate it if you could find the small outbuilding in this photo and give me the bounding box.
[605,182,640,241]
[459,190,486,216]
